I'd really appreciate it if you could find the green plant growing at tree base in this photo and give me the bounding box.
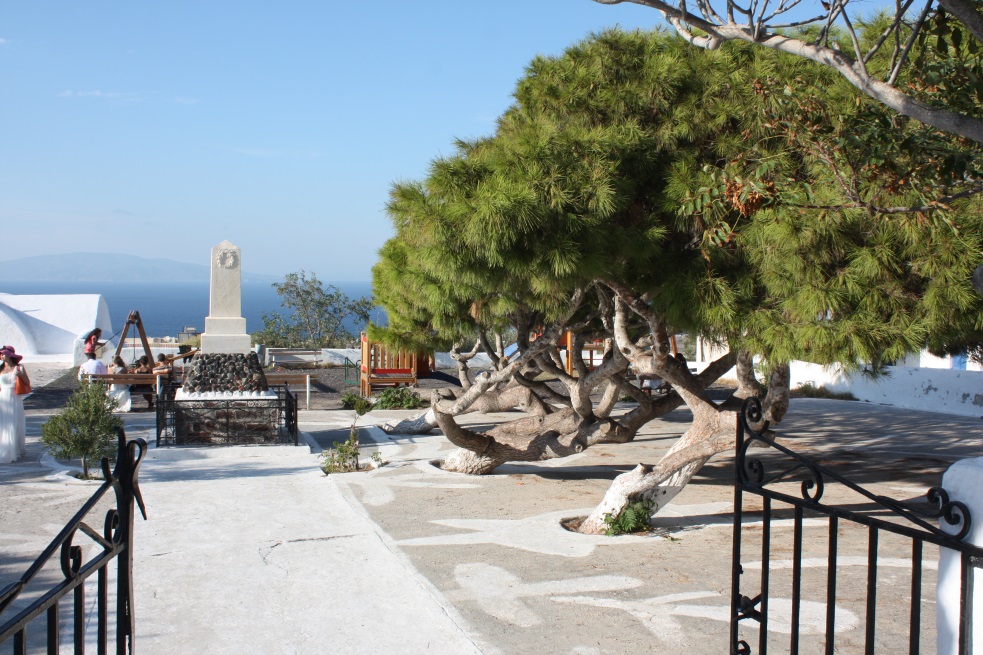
[603,499,655,536]
[321,415,364,474]
[41,381,123,479]
[321,429,360,474]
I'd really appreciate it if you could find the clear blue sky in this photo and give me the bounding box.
[1,2,664,281]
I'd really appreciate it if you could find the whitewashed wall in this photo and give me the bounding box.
[0,293,112,362]
[0,302,36,354]
[790,362,983,418]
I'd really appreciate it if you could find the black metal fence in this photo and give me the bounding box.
[730,398,983,654]
[155,385,299,447]
[0,430,147,654]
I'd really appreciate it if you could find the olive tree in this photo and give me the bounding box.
[41,381,123,479]
[255,270,374,348]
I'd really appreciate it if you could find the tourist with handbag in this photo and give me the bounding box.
[0,345,30,462]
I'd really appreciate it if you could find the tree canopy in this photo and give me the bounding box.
[375,29,983,367]
[371,28,983,532]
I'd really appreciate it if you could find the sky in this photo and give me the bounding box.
[1,2,666,282]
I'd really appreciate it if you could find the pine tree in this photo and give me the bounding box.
[372,29,983,532]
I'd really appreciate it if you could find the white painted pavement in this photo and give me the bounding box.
[133,441,483,655]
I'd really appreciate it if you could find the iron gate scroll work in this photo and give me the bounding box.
[0,430,147,654]
[730,398,983,654]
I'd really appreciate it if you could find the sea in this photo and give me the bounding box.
[0,280,380,340]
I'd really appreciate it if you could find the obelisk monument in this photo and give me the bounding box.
[200,240,252,354]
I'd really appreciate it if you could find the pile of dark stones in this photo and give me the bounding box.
[183,352,268,393]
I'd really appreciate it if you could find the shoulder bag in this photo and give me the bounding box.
[14,367,31,395]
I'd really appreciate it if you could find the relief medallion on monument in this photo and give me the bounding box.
[216,249,239,269]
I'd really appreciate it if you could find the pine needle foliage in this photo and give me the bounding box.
[372,27,983,371]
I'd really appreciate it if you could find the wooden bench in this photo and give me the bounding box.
[359,333,416,396]
[264,372,312,409]
[268,348,322,367]
[85,373,169,395]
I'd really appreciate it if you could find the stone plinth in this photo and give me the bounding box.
[200,240,251,354]
[172,398,282,445]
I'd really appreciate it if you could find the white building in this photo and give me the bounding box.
[0,293,113,364]
[691,336,983,418]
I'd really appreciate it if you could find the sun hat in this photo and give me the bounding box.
[0,347,23,364]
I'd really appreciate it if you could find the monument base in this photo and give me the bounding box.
[205,316,246,333]
[200,334,252,355]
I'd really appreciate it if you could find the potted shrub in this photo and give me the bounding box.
[41,381,123,479]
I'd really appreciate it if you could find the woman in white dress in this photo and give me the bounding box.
[108,356,132,412]
[0,346,30,463]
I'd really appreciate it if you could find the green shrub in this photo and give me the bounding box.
[40,381,123,479]
[791,383,857,401]
[321,426,361,474]
[374,386,427,410]
[341,389,374,415]
[603,499,654,536]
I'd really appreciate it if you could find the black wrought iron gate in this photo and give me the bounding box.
[0,429,147,654]
[730,399,983,654]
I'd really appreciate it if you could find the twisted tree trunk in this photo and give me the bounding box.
[436,405,642,474]
[378,369,505,435]
[733,349,765,400]
[379,314,580,435]
[578,388,737,534]
[575,352,787,534]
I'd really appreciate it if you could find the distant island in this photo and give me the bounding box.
[0,253,278,284]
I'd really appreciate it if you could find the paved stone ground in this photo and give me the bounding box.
[303,401,983,654]
[4,385,983,653]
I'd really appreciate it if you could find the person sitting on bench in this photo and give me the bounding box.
[107,356,132,412]
[131,355,155,410]
[78,351,107,380]
[153,353,172,374]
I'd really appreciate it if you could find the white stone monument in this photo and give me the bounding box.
[200,240,252,355]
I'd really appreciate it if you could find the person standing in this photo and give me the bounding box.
[82,328,106,358]
[0,346,30,462]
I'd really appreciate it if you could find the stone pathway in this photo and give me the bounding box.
[2,401,983,653]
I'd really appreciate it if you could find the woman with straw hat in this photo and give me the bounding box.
[0,345,30,462]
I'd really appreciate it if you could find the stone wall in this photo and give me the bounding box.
[790,362,983,418]
[183,352,267,393]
